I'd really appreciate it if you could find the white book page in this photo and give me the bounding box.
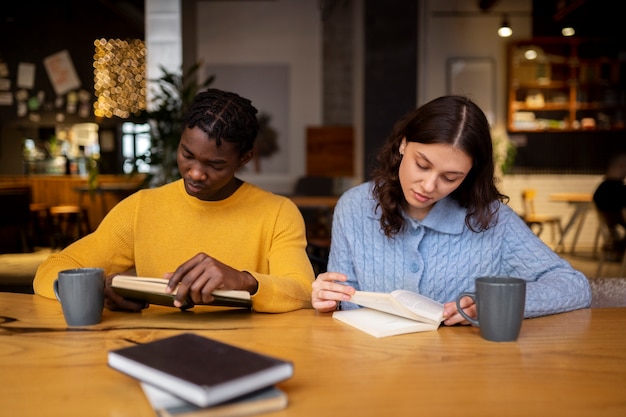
[333,308,439,338]
[349,290,444,324]
[349,291,410,319]
[390,290,444,323]
[113,276,249,300]
[141,382,186,410]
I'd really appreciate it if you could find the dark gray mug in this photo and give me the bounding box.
[456,276,526,342]
[53,268,105,326]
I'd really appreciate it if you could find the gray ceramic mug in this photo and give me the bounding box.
[456,276,526,342]
[53,268,105,326]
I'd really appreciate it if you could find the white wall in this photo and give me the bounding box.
[501,174,603,250]
[156,0,604,249]
[145,0,182,108]
[194,0,322,194]
[189,0,536,194]
[418,0,532,134]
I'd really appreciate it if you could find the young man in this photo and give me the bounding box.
[34,89,314,313]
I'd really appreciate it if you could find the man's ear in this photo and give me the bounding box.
[239,150,253,167]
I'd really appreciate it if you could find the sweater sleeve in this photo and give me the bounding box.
[246,198,315,313]
[497,206,592,317]
[33,193,139,299]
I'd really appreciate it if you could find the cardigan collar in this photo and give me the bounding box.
[404,196,467,235]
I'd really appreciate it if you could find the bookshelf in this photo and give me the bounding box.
[507,38,625,133]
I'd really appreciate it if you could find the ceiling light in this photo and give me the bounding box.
[524,49,538,60]
[561,27,575,37]
[497,14,512,37]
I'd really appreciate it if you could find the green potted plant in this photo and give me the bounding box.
[492,128,517,179]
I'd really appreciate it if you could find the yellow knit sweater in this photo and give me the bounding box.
[34,180,314,312]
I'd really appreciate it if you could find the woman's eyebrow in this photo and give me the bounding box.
[416,151,467,176]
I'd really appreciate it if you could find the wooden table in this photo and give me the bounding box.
[1,292,625,417]
[549,192,594,253]
[288,195,339,209]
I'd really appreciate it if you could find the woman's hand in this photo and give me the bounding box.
[312,272,356,313]
[442,296,476,326]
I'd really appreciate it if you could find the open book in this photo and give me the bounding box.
[332,289,444,338]
[111,275,252,310]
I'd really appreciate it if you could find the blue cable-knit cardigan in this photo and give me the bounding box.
[330,182,592,317]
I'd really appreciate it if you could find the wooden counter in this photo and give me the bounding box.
[0,174,146,231]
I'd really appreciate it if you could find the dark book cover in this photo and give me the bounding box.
[108,333,293,408]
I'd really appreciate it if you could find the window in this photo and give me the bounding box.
[121,122,151,174]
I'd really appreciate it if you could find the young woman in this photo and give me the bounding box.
[312,95,591,325]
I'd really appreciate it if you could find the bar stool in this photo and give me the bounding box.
[29,203,52,248]
[49,205,90,249]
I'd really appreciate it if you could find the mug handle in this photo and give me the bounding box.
[53,279,61,302]
[456,292,479,326]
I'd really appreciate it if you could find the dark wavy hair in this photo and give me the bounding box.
[183,88,259,156]
[371,95,508,238]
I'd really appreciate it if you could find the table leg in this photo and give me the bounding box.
[556,202,591,254]
[569,208,589,254]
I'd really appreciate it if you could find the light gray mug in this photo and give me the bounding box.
[456,276,526,342]
[53,268,105,326]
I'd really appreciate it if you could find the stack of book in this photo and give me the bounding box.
[108,333,293,417]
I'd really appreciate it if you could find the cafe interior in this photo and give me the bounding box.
[1,2,625,416]
[0,0,625,302]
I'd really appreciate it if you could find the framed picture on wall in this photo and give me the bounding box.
[446,57,495,126]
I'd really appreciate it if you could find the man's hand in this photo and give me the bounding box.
[165,253,258,308]
[104,273,148,312]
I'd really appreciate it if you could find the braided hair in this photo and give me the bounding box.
[183,89,259,156]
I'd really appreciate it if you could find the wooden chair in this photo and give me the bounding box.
[520,188,562,247]
[0,186,33,253]
[594,208,626,278]
[49,205,91,249]
[29,203,52,248]
[292,176,335,274]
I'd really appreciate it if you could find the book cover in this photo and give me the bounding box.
[333,308,440,338]
[141,383,288,417]
[108,333,294,408]
[111,275,252,309]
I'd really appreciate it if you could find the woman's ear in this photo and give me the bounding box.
[399,138,407,155]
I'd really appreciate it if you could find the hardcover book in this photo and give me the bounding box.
[111,275,252,309]
[108,333,294,407]
[140,383,288,417]
[333,289,444,338]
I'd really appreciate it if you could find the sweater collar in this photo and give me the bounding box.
[177,179,251,208]
[404,196,466,235]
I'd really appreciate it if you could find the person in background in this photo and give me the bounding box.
[593,153,626,257]
[34,88,314,313]
[312,95,591,324]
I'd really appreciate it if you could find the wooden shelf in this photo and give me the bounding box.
[507,38,626,133]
